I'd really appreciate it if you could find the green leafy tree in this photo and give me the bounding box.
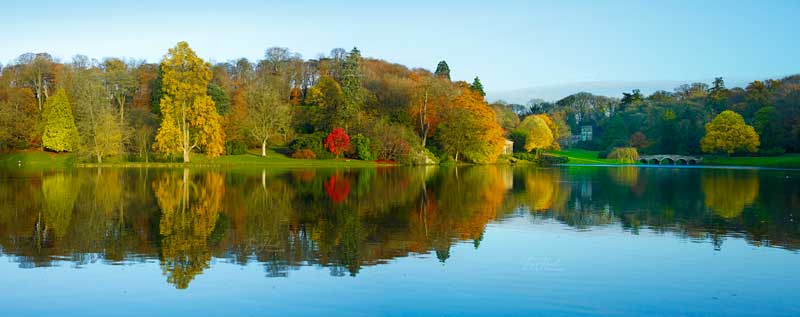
[42,88,79,152]
[700,110,759,154]
[434,61,450,81]
[245,81,292,156]
[706,77,729,112]
[207,83,231,115]
[753,106,783,153]
[621,89,643,106]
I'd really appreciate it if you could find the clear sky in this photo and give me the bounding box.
[2,0,799,92]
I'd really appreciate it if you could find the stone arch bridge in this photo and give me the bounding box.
[639,155,702,165]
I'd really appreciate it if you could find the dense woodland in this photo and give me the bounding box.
[0,41,798,164]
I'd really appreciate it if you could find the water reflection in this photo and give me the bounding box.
[0,165,798,288]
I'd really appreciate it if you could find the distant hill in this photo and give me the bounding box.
[486,78,757,104]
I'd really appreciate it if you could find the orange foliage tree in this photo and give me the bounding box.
[436,83,505,163]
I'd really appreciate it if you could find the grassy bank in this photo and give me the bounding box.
[547,149,630,165]
[0,151,76,169]
[1,149,382,169]
[550,148,800,169]
[701,154,800,169]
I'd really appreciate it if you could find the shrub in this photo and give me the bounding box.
[366,120,417,162]
[759,147,785,156]
[225,140,248,155]
[291,149,317,159]
[538,154,568,166]
[349,134,376,160]
[290,132,330,158]
[513,152,537,161]
[513,152,567,165]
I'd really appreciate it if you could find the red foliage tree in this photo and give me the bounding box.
[324,127,350,158]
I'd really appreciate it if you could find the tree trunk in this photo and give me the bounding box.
[262,140,267,157]
[183,146,190,163]
[97,153,102,164]
[455,152,459,162]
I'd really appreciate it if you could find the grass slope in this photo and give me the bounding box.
[0,148,379,169]
[702,154,800,169]
[547,149,629,165]
[0,150,75,169]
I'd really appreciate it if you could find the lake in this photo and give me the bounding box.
[0,165,798,316]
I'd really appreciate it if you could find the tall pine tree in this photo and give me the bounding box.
[339,47,363,130]
[434,60,451,81]
[470,76,485,97]
[42,88,79,152]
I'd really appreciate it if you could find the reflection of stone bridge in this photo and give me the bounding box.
[639,155,702,165]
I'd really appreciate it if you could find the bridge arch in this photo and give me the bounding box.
[649,158,660,165]
[676,158,688,165]
[660,158,674,165]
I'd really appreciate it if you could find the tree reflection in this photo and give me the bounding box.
[702,170,759,218]
[153,169,224,289]
[42,172,79,239]
[0,165,797,287]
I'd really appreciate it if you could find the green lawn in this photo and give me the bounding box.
[701,154,800,169]
[547,149,630,165]
[1,149,383,169]
[0,150,76,169]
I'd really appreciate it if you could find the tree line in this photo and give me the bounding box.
[2,42,797,163]
[501,76,800,157]
[0,42,511,164]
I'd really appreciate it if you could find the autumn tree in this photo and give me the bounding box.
[71,65,124,163]
[42,88,79,152]
[153,42,225,162]
[18,53,57,112]
[700,110,759,154]
[629,131,650,149]
[325,127,350,158]
[103,58,136,124]
[306,75,344,129]
[434,61,451,81]
[436,84,505,163]
[518,115,553,155]
[410,72,452,147]
[245,81,292,156]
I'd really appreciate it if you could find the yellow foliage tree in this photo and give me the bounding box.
[535,114,560,150]
[700,110,759,154]
[519,115,553,154]
[437,84,505,163]
[153,42,225,162]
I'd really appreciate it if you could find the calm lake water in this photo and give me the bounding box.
[1,165,799,316]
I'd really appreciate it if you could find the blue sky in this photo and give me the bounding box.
[2,0,799,93]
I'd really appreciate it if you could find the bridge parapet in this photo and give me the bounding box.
[639,155,702,165]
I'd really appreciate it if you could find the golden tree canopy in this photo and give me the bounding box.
[700,110,759,154]
[519,115,554,152]
[153,42,225,162]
